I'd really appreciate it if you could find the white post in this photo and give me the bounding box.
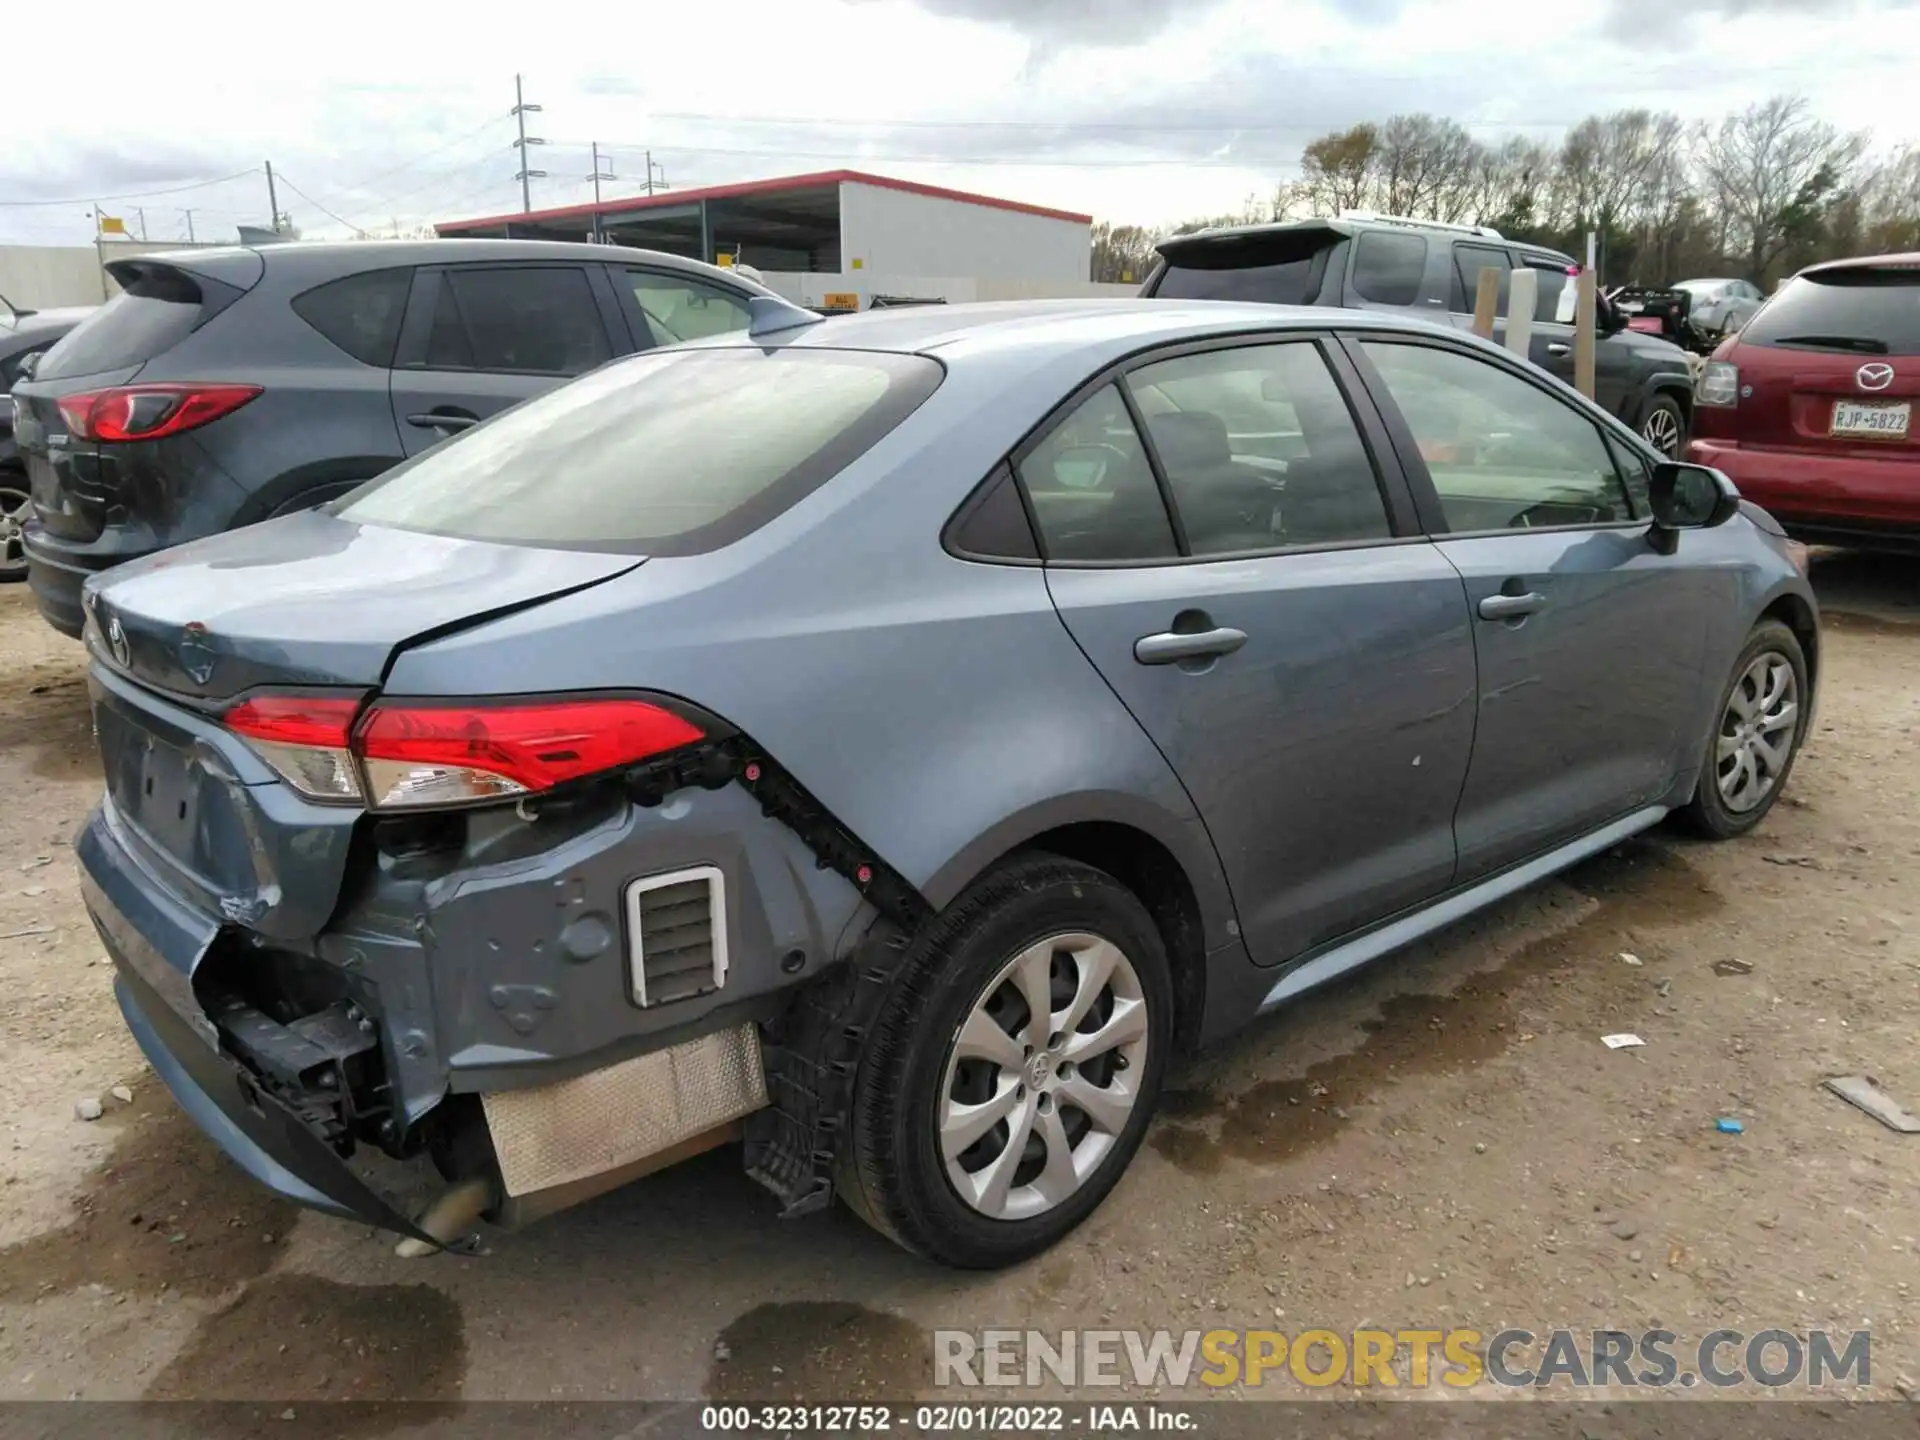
[1504,268,1538,358]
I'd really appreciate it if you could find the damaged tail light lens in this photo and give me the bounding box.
[226,694,706,809]
[356,698,705,810]
[224,695,365,801]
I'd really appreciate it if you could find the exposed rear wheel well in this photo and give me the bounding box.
[1014,821,1207,1052]
[1760,594,1819,692]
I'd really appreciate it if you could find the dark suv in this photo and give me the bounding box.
[3,299,96,581]
[1143,215,1697,457]
[15,240,771,636]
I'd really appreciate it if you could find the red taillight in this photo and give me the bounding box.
[355,699,705,810]
[224,694,704,809]
[225,695,365,802]
[56,384,262,443]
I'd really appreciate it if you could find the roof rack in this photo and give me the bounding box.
[1338,210,1505,240]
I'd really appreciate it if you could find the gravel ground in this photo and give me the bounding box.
[0,552,1916,1413]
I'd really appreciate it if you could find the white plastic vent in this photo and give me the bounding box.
[625,866,727,1007]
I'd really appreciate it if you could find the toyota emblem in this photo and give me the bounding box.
[107,614,130,668]
[1856,362,1895,392]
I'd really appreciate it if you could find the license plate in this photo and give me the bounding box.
[1831,399,1910,439]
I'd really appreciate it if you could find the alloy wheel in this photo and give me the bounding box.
[1642,405,1682,457]
[937,932,1150,1221]
[1716,651,1798,813]
[0,481,30,578]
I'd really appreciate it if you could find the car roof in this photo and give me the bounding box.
[1798,252,1920,278]
[1155,218,1574,266]
[137,238,768,290]
[741,297,1463,368]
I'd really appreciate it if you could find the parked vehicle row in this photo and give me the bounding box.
[12,241,770,635]
[75,294,1816,1268]
[1142,213,1699,458]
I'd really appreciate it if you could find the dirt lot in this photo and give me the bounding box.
[1,554,1916,1411]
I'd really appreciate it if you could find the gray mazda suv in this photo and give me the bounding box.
[13,239,770,637]
[76,296,1815,1269]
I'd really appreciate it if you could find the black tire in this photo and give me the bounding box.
[1640,394,1687,458]
[837,852,1173,1269]
[1677,619,1808,839]
[0,467,30,584]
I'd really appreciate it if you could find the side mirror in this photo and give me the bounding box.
[1048,445,1114,490]
[1648,461,1739,550]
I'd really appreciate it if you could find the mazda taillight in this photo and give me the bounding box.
[222,694,706,810]
[56,383,262,443]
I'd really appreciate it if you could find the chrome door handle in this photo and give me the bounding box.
[1479,592,1545,620]
[1546,343,1571,358]
[406,412,479,432]
[1134,627,1248,665]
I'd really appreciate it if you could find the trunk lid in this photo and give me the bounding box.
[89,509,644,701]
[87,511,645,938]
[1727,261,1920,456]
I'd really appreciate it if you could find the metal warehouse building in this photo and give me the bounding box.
[435,169,1106,308]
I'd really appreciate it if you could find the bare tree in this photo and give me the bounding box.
[1858,146,1920,253]
[1294,123,1380,216]
[1090,222,1162,284]
[1698,95,1867,282]
[1375,114,1480,220]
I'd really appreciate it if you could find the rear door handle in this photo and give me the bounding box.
[406,411,479,432]
[1134,627,1248,665]
[1479,592,1545,620]
[1545,343,1571,358]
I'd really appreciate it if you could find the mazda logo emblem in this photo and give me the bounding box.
[1856,362,1895,392]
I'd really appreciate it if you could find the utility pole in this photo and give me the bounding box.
[265,161,281,234]
[135,207,148,241]
[587,143,618,242]
[645,150,668,196]
[181,209,196,243]
[511,74,547,215]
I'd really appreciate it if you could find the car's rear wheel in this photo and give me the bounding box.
[0,470,30,583]
[838,853,1171,1269]
[1678,619,1808,839]
[1641,395,1687,458]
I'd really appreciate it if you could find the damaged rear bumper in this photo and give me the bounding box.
[81,816,445,1245]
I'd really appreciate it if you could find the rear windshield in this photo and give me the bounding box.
[336,347,943,555]
[1740,269,1920,355]
[35,265,211,379]
[1151,232,1343,304]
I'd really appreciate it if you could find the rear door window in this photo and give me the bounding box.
[34,265,212,379]
[1450,244,1513,315]
[1016,384,1178,562]
[1351,232,1429,307]
[339,348,942,554]
[624,271,752,345]
[1739,269,1920,355]
[426,267,614,376]
[292,268,413,367]
[1127,342,1391,554]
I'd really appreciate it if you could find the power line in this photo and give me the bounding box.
[547,138,1303,170]
[0,166,263,208]
[272,173,363,234]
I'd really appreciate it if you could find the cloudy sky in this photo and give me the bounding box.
[6,0,1919,247]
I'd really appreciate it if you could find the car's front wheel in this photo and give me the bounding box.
[1641,394,1687,458]
[1678,619,1809,839]
[838,853,1172,1269]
